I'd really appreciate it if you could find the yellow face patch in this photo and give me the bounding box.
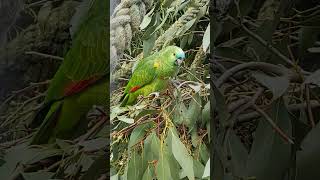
[153,61,160,68]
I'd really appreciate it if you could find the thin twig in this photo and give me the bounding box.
[25,51,63,61]
[214,62,301,87]
[238,100,320,122]
[253,104,294,144]
[227,15,296,67]
[305,85,315,127]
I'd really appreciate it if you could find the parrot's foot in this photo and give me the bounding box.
[87,105,106,119]
[171,79,181,88]
[148,92,160,98]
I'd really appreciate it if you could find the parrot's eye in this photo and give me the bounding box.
[173,53,176,56]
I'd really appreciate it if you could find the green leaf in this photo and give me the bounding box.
[212,82,230,126]
[127,150,144,180]
[78,137,108,151]
[228,130,248,177]
[305,69,320,87]
[128,122,153,150]
[143,131,161,162]
[142,166,154,180]
[151,7,174,34]
[246,99,292,180]
[191,130,199,147]
[299,26,320,57]
[308,47,320,53]
[143,33,157,57]
[180,159,204,179]
[215,47,252,62]
[185,93,202,128]
[202,24,210,52]
[247,16,280,62]
[212,19,222,43]
[141,6,156,28]
[199,143,209,164]
[218,37,247,47]
[201,101,210,125]
[177,18,197,36]
[180,35,188,49]
[156,154,172,180]
[202,159,210,179]
[173,100,188,125]
[78,154,94,171]
[252,72,289,100]
[165,135,181,180]
[187,33,194,45]
[117,115,135,124]
[80,153,108,180]
[300,14,320,26]
[111,173,118,180]
[56,139,73,152]
[26,147,63,164]
[22,171,54,180]
[193,159,205,178]
[140,12,153,30]
[297,120,320,179]
[169,127,195,180]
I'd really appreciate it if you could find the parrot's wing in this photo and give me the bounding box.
[124,59,159,94]
[45,0,107,102]
[131,52,159,73]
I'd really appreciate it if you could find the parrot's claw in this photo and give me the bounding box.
[148,92,160,98]
[170,79,181,88]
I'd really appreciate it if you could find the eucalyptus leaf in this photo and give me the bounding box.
[202,24,210,52]
[22,171,54,180]
[202,159,210,179]
[169,127,195,180]
[246,99,292,180]
[127,150,144,180]
[128,122,153,149]
[156,154,173,180]
[252,72,289,100]
[117,115,134,124]
[299,26,320,57]
[143,131,161,162]
[305,69,320,87]
[78,137,108,151]
[142,166,154,180]
[297,120,320,179]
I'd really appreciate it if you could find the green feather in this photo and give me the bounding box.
[120,46,185,106]
[30,0,108,144]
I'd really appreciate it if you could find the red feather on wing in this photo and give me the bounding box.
[64,76,99,96]
[129,86,141,93]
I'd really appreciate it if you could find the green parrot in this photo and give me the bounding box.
[30,0,108,145]
[120,46,185,106]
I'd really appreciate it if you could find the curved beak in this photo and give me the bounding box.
[176,57,184,66]
[175,50,186,66]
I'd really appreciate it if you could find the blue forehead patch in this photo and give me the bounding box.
[176,51,185,59]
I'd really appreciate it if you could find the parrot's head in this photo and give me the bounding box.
[163,46,186,66]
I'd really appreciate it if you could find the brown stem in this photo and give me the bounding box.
[253,105,294,144]
[214,62,301,88]
[305,85,316,127]
[238,100,320,122]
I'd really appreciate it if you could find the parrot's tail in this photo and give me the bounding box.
[30,101,63,145]
[119,94,128,107]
